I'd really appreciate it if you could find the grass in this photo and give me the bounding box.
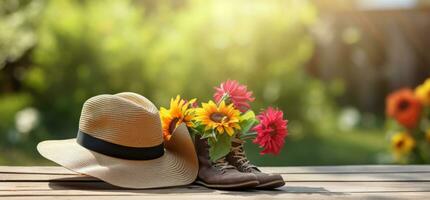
[0,142,52,165]
[245,128,387,166]
[0,128,387,166]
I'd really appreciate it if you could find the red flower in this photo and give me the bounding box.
[252,107,288,155]
[214,80,255,112]
[386,89,422,129]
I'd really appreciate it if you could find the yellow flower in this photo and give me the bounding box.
[195,100,241,136]
[160,95,196,141]
[391,132,415,156]
[415,78,430,105]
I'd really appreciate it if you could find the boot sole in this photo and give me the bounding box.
[256,180,285,189]
[195,180,259,189]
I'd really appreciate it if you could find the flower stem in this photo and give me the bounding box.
[217,93,230,105]
[240,134,257,140]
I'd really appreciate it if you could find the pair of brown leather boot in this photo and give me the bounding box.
[194,135,285,190]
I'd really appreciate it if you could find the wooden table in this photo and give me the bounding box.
[1,165,429,199]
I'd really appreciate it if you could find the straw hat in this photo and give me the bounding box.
[37,92,198,188]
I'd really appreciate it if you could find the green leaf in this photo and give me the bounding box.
[240,118,258,135]
[187,127,197,140]
[241,131,257,139]
[208,133,232,161]
[240,110,256,121]
[237,110,258,137]
[192,122,206,133]
[201,129,217,141]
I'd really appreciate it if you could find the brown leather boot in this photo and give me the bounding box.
[194,135,259,189]
[226,137,285,189]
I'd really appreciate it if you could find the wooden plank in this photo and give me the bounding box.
[0,187,210,196]
[0,196,297,200]
[284,182,430,193]
[283,173,430,182]
[2,192,430,200]
[0,167,75,175]
[1,165,430,200]
[0,187,429,197]
[262,165,430,174]
[0,174,94,182]
[1,181,430,193]
[2,172,429,182]
[2,165,430,175]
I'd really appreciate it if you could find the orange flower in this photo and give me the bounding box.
[386,89,422,129]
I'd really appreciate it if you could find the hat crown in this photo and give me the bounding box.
[78,92,163,148]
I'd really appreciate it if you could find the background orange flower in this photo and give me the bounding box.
[386,89,422,129]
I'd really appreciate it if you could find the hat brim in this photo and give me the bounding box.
[37,123,198,189]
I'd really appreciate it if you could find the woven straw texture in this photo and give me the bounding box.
[37,92,198,189]
[79,92,162,147]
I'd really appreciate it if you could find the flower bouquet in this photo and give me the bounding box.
[385,78,430,164]
[160,80,288,161]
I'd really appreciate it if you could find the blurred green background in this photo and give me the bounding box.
[1,0,430,166]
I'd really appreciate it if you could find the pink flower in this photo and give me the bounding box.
[252,107,288,155]
[214,80,255,112]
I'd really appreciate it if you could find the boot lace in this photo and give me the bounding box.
[231,137,257,172]
[213,157,235,171]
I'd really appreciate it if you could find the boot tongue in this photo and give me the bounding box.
[230,138,260,172]
[231,137,244,146]
[213,157,236,172]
